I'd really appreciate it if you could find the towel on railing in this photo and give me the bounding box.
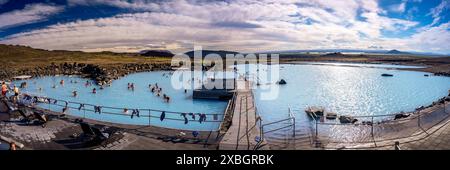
[131,109,140,119]
[198,113,206,123]
[62,106,68,113]
[94,106,102,114]
[78,104,84,111]
[188,112,195,120]
[160,111,165,121]
[181,113,188,124]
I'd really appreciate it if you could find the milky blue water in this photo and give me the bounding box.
[295,62,426,69]
[15,71,228,131]
[11,63,450,132]
[249,64,450,127]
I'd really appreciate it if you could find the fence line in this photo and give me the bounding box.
[310,100,449,149]
[19,94,226,125]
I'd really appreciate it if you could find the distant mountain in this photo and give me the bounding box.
[185,50,240,58]
[139,50,174,57]
[261,49,448,57]
[387,49,410,54]
[321,52,345,57]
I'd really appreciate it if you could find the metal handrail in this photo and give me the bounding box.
[19,94,225,124]
[313,100,449,148]
[254,108,296,150]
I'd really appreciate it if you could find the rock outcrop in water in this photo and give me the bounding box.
[0,62,173,85]
[276,79,287,85]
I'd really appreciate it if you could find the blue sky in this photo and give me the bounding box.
[0,0,449,54]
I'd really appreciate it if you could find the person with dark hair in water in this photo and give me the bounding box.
[166,96,170,103]
[92,88,97,94]
[151,87,155,93]
[72,91,77,97]
[162,94,170,103]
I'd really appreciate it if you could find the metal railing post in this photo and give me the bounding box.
[293,117,296,138]
[371,116,376,147]
[148,110,151,126]
[418,110,421,129]
[315,119,318,139]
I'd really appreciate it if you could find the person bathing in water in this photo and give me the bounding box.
[151,87,155,93]
[92,88,97,94]
[72,91,77,97]
[163,94,170,103]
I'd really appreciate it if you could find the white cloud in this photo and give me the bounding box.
[389,1,407,13]
[0,0,447,54]
[0,3,63,29]
[428,0,449,26]
[407,22,450,53]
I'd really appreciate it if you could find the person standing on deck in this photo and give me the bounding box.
[13,85,19,96]
[13,85,19,102]
[1,82,8,97]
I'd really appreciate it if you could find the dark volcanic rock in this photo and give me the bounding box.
[140,50,174,57]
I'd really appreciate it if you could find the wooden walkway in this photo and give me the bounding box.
[219,80,267,150]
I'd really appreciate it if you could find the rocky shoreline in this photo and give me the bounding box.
[0,62,173,85]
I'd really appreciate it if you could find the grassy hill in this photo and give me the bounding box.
[0,44,172,69]
[1,44,449,75]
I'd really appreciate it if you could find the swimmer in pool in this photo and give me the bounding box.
[72,91,77,97]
